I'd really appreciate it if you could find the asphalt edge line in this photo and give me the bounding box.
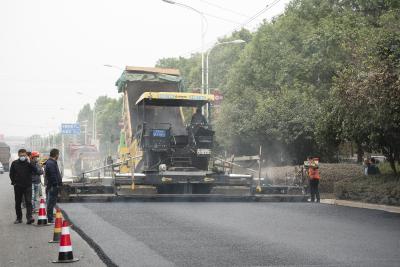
[321,199,400,214]
[60,209,118,267]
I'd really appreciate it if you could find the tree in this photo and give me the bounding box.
[216,0,356,162]
[95,97,123,156]
[76,96,123,157]
[76,103,93,144]
[156,28,251,91]
[208,29,252,90]
[332,8,400,174]
[156,54,202,89]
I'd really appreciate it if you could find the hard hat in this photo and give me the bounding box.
[31,151,40,158]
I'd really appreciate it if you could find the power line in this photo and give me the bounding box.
[202,11,243,25]
[195,0,251,19]
[239,0,281,28]
[178,0,283,57]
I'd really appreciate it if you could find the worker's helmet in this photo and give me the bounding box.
[31,151,40,158]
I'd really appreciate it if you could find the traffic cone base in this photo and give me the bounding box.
[52,257,79,263]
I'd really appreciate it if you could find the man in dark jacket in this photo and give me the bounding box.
[45,148,62,223]
[9,148,37,224]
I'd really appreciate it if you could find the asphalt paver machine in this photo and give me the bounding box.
[116,67,252,194]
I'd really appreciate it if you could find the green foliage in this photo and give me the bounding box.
[76,103,93,144]
[77,104,92,125]
[94,96,122,156]
[379,162,400,175]
[329,6,400,174]
[156,28,251,91]
[157,55,202,89]
[218,0,361,162]
[209,29,252,90]
[76,96,122,157]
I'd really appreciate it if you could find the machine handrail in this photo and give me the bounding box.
[78,155,143,176]
[212,156,257,174]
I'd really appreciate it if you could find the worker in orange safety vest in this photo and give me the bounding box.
[307,157,320,203]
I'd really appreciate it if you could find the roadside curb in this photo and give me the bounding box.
[321,199,400,214]
[60,209,118,267]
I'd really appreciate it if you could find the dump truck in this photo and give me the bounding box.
[114,66,252,194]
[0,142,11,172]
[68,144,100,176]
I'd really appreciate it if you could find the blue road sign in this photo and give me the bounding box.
[61,123,81,135]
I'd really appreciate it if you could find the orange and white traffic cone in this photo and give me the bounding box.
[37,198,48,226]
[52,220,79,263]
[49,208,63,243]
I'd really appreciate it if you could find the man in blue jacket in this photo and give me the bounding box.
[45,148,62,223]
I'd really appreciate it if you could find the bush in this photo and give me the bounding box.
[261,163,363,193]
[334,174,400,206]
[377,162,400,175]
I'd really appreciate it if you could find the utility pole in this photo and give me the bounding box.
[92,108,96,145]
[80,120,88,145]
[258,145,262,183]
[61,133,65,169]
[162,0,208,114]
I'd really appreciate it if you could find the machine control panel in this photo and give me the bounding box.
[150,129,170,150]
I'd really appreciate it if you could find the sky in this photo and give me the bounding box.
[0,0,291,137]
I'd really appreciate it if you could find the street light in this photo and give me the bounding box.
[205,39,246,121]
[104,64,123,70]
[162,0,208,97]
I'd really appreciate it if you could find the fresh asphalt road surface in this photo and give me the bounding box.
[61,199,400,267]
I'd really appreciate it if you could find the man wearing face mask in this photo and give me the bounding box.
[44,148,62,223]
[9,149,37,224]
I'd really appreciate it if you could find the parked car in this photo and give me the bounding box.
[371,155,387,163]
[0,162,4,174]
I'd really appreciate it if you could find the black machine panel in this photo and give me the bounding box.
[146,129,170,151]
